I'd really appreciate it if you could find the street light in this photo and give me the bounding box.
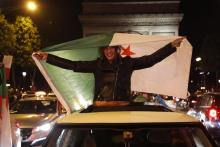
[0,1,38,14]
[22,71,27,91]
[199,72,205,75]
[22,72,27,77]
[195,57,202,62]
[26,1,37,12]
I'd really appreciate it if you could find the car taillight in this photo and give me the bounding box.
[191,100,197,104]
[209,109,217,118]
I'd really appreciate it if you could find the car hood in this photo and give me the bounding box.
[10,113,58,128]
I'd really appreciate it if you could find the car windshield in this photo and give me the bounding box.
[44,125,213,147]
[11,100,57,114]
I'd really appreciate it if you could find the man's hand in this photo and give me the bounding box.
[171,37,186,48]
[33,51,48,61]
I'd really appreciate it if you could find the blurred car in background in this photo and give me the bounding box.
[187,92,220,129]
[187,92,220,145]
[10,91,66,146]
[41,102,217,147]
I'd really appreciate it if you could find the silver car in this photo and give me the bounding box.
[10,91,65,146]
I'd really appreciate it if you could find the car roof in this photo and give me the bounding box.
[57,111,199,124]
[204,92,220,96]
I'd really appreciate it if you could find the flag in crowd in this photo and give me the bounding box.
[0,63,12,147]
[3,55,13,81]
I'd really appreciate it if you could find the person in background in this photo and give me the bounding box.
[154,94,169,108]
[33,37,184,102]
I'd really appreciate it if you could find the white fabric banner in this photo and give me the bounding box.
[3,55,13,80]
[3,55,13,69]
[110,33,192,98]
[0,99,12,147]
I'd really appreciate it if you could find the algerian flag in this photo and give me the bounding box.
[3,55,13,81]
[0,63,12,147]
[33,33,192,113]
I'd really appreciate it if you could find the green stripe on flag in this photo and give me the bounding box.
[40,34,113,112]
[43,34,114,52]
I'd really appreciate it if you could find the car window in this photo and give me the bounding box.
[11,101,38,113]
[11,100,57,114]
[200,96,209,106]
[37,100,57,113]
[212,95,220,106]
[44,126,213,147]
[207,97,213,106]
[202,94,220,107]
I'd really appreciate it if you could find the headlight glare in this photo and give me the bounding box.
[36,123,51,132]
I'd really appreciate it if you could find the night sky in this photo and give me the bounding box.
[179,0,220,91]
[1,0,83,47]
[179,0,220,56]
[31,0,83,47]
[1,0,219,50]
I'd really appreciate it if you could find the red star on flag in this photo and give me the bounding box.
[121,45,135,57]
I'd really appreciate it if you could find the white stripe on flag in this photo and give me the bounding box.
[3,56,13,69]
[32,54,71,114]
[0,99,12,147]
[110,33,192,98]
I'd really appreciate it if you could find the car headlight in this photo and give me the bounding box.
[35,123,51,132]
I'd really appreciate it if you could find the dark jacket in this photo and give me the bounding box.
[46,43,176,101]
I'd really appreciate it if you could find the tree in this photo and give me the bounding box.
[14,16,41,66]
[1,14,41,66]
[0,13,16,58]
[0,13,41,89]
[13,16,41,90]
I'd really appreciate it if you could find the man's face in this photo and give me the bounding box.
[103,47,116,62]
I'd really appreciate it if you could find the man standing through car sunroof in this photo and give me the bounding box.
[33,37,184,102]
